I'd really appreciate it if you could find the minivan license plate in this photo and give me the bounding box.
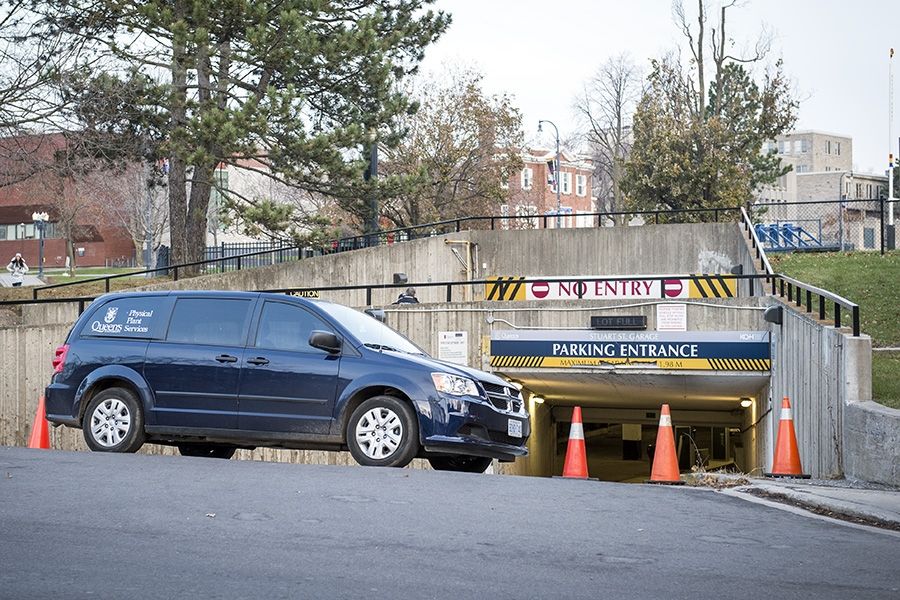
[508,419,522,438]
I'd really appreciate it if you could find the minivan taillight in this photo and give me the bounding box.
[52,344,69,374]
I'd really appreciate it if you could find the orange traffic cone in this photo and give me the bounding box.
[27,395,51,450]
[766,397,810,478]
[561,406,589,479]
[648,404,683,484]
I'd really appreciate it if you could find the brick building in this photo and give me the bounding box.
[502,148,594,228]
[0,133,136,271]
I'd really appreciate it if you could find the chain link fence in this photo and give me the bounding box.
[751,199,899,253]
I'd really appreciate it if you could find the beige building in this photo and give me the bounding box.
[754,131,890,251]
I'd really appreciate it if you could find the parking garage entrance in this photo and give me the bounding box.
[489,330,772,481]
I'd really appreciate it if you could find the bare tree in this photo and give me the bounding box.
[91,164,169,267]
[574,53,643,223]
[672,0,773,120]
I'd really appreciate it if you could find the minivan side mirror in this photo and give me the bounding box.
[309,330,342,354]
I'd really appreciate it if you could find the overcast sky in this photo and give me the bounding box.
[419,0,900,175]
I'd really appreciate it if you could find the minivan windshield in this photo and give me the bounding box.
[317,302,426,355]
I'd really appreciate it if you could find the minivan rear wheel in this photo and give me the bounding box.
[82,387,145,453]
[177,444,237,459]
[428,455,494,473]
[347,396,419,468]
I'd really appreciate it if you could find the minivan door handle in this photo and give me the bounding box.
[246,357,270,366]
[215,354,239,363]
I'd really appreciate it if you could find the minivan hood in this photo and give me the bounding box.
[377,350,511,388]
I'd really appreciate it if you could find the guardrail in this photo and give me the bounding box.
[28,205,742,300]
[741,206,859,336]
[1,271,860,336]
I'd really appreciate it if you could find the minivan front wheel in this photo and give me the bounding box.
[83,387,145,453]
[347,396,419,468]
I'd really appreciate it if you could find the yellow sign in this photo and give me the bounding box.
[490,356,770,371]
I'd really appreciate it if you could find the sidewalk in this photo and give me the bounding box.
[733,476,900,530]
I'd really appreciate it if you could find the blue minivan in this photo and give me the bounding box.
[45,291,530,472]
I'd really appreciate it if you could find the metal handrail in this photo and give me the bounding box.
[30,205,742,299]
[2,270,861,336]
[741,206,774,276]
[776,274,860,336]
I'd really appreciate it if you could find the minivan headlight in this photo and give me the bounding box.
[431,373,480,397]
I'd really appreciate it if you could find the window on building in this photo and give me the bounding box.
[825,140,832,154]
[561,172,572,195]
[514,204,538,228]
[208,168,229,233]
[575,174,587,196]
[801,139,810,152]
[866,184,872,199]
[855,183,862,198]
[521,167,533,190]
[796,165,810,173]
[793,140,802,153]
[0,223,47,240]
[836,142,841,156]
[825,166,831,172]
[864,228,875,249]
[779,140,789,154]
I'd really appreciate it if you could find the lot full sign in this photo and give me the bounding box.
[490,330,770,371]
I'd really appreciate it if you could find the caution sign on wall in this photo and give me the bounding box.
[485,275,736,301]
[489,330,769,371]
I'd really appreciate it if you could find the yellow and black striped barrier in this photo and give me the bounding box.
[490,356,770,371]
[688,275,736,298]
[485,276,527,301]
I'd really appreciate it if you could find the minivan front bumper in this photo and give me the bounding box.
[422,395,530,461]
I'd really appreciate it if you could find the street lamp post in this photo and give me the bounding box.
[31,211,49,278]
[537,120,562,229]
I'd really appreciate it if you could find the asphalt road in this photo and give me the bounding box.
[1,447,898,600]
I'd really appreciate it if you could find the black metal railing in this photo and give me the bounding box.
[2,271,860,336]
[741,206,860,336]
[28,205,742,299]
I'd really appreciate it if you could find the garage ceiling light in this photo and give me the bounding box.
[531,396,545,404]
[740,398,752,408]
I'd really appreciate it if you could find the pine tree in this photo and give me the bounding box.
[33,0,449,267]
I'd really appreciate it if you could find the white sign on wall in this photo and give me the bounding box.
[438,331,469,365]
[656,303,687,332]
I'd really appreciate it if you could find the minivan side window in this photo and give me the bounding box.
[166,298,252,346]
[255,301,333,353]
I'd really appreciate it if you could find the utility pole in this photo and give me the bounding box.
[538,120,562,228]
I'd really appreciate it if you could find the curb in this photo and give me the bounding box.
[734,484,900,531]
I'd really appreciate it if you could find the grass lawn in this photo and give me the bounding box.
[769,251,900,409]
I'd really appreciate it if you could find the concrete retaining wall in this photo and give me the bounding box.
[842,401,900,485]
[128,222,756,306]
[766,297,873,479]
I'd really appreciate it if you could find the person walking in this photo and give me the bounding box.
[394,287,419,304]
[7,253,28,287]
